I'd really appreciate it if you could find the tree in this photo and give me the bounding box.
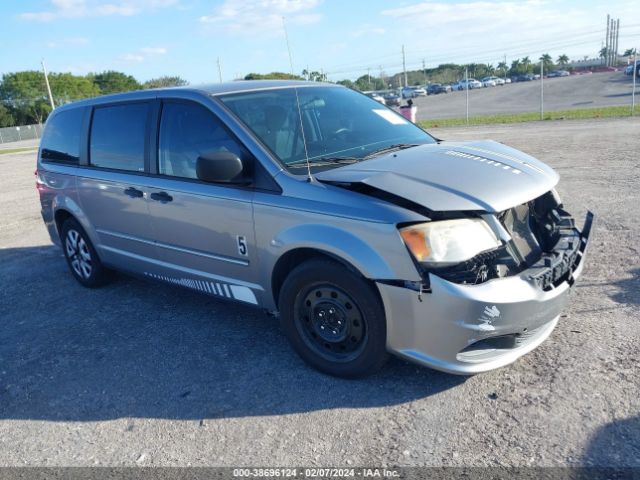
[521,56,532,73]
[0,71,52,124]
[143,76,188,89]
[0,103,14,127]
[623,48,637,57]
[497,61,508,77]
[557,54,569,67]
[539,53,554,72]
[510,59,522,75]
[336,79,354,89]
[599,47,609,63]
[49,73,100,105]
[90,71,141,94]
[244,72,303,80]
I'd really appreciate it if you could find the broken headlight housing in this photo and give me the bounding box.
[399,218,502,267]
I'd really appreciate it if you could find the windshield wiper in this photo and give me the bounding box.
[363,143,421,160]
[289,156,360,166]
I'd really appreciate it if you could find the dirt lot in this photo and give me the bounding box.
[412,71,637,120]
[0,117,638,467]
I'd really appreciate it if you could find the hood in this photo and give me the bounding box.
[315,140,559,213]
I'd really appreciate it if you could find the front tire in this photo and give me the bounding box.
[61,218,111,288]
[279,259,388,378]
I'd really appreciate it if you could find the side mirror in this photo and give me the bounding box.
[196,151,247,184]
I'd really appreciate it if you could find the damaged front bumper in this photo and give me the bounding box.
[377,211,594,375]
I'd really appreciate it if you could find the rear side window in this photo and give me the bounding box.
[158,101,244,179]
[90,103,148,172]
[40,108,84,164]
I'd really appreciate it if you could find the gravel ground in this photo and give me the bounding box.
[411,71,637,120]
[0,117,638,467]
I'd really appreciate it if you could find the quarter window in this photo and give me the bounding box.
[90,103,148,172]
[40,108,84,164]
[158,102,244,179]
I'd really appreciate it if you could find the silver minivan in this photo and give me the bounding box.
[36,81,593,377]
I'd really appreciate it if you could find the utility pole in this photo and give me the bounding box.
[632,50,637,116]
[422,59,427,85]
[613,18,620,66]
[465,66,469,125]
[402,44,407,87]
[609,17,616,66]
[367,67,371,89]
[41,59,55,110]
[605,14,610,66]
[282,16,295,76]
[504,54,507,80]
[216,57,223,83]
[540,59,544,120]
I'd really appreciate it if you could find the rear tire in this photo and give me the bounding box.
[61,218,111,288]
[279,259,388,378]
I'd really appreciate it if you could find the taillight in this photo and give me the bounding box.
[35,169,45,191]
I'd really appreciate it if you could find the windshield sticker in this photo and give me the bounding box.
[372,109,408,125]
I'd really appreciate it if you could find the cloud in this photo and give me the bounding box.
[351,25,386,38]
[121,46,168,62]
[377,0,633,66]
[140,47,167,55]
[20,0,179,22]
[200,0,322,36]
[46,37,90,48]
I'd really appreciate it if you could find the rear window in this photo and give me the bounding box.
[40,108,84,164]
[89,103,148,172]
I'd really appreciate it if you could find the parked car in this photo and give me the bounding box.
[36,81,593,377]
[481,78,496,87]
[504,77,512,84]
[365,91,386,105]
[383,91,401,106]
[456,79,482,90]
[481,76,505,86]
[401,86,426,98]
[427,83,451,95]
[624,62,640,77]
[514,74,534,82]
[547,70,570,78]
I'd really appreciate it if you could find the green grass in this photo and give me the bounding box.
[418,105,637,128]
[0,147,37,155]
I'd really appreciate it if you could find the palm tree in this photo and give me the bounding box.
[539,53,554,72]
[557,54,569,67]
[599,47,609,64]
[510,59,521,75]
[521,56,532,73]
[623,48,637,57]
[497,61,508,78]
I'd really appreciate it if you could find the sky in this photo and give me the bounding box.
[1,0,638,84]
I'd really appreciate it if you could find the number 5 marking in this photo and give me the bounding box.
[237,236,248,257]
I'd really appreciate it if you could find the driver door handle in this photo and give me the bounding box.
[150,191,173,203]
[123,187,143,198]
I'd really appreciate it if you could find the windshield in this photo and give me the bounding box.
[218,86,436,173]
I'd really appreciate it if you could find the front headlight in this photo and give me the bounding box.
[399,219,501,265]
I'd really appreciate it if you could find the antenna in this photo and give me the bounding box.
[282,16,295,76]
[281,17,312,181]
[293,87,312,182]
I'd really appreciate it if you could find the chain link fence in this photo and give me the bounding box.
[0,124,43,144]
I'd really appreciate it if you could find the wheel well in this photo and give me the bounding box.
[271,248,368,308]
[54,209,73,235]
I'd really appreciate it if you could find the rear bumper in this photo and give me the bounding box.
[378,211,593,375]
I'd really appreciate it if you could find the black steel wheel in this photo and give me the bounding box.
[279,258,388,378]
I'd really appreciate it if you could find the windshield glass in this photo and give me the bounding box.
[218,86,436,173]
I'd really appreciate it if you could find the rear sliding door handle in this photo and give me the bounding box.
[124,187,144,198]
[150,191,173,203]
